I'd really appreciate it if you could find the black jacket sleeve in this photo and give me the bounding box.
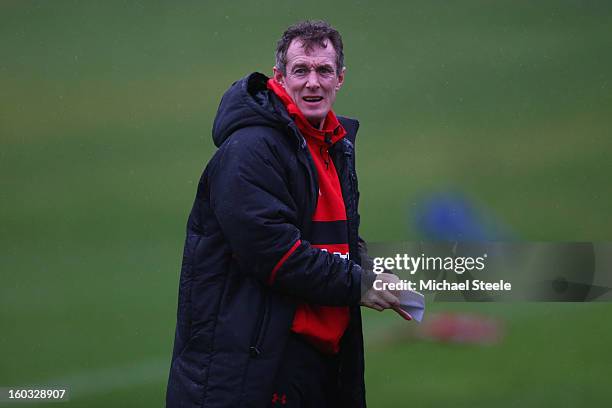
[209,128,363,306]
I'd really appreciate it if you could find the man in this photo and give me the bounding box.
[167,20,404,408]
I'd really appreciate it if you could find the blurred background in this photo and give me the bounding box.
[1,0,611,406]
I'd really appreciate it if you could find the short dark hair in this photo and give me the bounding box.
[275,20,344,76]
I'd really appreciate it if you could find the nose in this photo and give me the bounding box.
[305,69,320,90]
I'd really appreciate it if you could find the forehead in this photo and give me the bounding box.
[285,38,337,68]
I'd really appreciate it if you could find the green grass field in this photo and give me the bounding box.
[2,1,612,406]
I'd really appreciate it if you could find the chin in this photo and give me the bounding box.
[304,111,327,122]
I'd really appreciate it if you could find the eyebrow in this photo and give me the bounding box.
[291,62,334,70]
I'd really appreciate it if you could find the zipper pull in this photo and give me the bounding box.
[319,146,330,170]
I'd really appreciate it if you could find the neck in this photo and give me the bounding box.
[308,117,324,130]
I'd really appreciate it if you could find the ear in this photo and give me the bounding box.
[336,66,346,91]
[273,66,285,87]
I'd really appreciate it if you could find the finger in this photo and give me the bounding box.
[392,306,412,321]
[367,302,384,312]
[380,291,400,308]
[372,291,391,309]
[360,301,382,312]
[374,299,391,310]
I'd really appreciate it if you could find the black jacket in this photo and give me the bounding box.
[167,72,369,407]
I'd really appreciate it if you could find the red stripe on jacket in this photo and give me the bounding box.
[268,240,301,285]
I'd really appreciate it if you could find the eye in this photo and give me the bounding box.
[293,67,307,75]
[318,66,334,76]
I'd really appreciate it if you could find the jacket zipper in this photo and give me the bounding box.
[249,295,269,357]
[289,123,319,212]
[343,147,359,260]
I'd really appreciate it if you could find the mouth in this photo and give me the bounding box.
[302,96,324,105]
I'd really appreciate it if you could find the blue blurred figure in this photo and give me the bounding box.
[414,192,511,242]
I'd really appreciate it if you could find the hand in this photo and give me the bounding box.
[360,273,401,312]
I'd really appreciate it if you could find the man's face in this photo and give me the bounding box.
[274,38,345,129]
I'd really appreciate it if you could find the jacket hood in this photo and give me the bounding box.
[212,72,291,147]
[212,72,360,148]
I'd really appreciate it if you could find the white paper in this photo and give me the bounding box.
[399,289,425,322]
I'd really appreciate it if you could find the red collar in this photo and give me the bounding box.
[267,78,346,145]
